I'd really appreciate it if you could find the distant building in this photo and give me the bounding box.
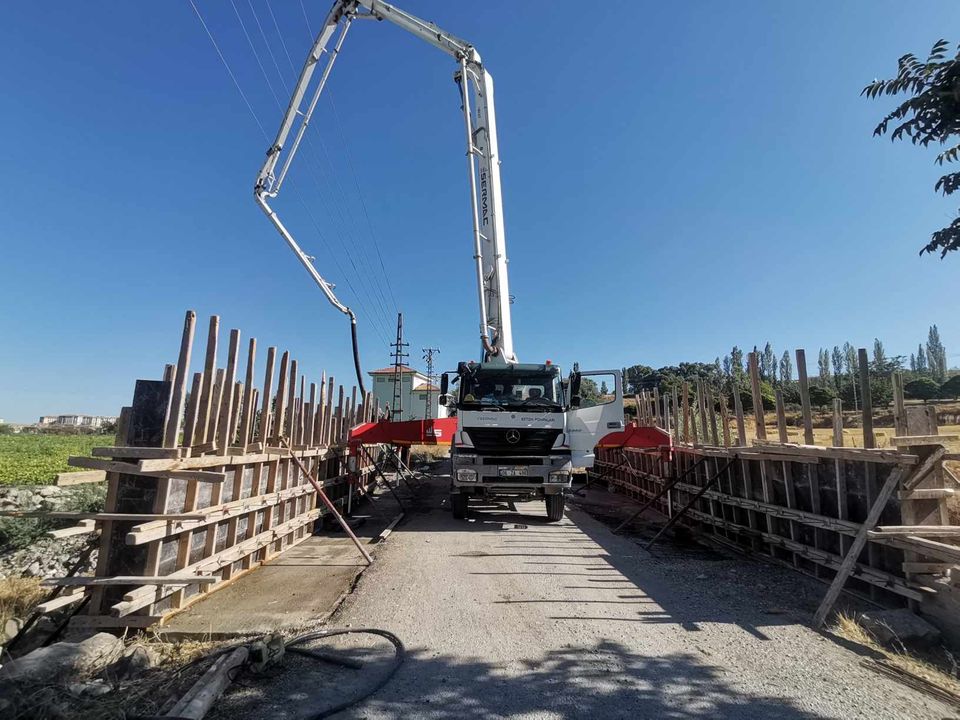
[368,366,447,421]
[38,414,117,429]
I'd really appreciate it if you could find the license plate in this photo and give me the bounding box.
[498,466,528,477]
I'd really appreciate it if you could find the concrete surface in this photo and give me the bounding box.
[160,486,404,639]
[210,471,956,719]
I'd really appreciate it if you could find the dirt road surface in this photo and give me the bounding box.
[215,472,955,719]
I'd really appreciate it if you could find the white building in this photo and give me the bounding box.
[38,414,117,429]
[368,366,447,421]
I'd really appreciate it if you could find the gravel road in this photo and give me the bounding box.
[218,471,956,719]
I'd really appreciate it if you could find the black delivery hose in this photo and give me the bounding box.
[285,627,405,719]
[350,314,366,397]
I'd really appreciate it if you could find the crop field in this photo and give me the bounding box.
[0,434,114,486]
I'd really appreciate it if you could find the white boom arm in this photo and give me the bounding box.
[254,0,517,365]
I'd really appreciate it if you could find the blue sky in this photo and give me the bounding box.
[1,1,958,423]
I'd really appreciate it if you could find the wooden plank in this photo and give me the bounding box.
[719,392,731,447]
[42,575,217,587]
[0,512,205,520]
[706,386,720,446]
[54,470,106,486]
[205,369,225,446]
[857,348,874,449]
[35,591,86,614]
[274,351,290,440]
[681,381,691,443]
[795,349,814,445]
[68,457,226,482]
[892,372,908,436]
[878,535,960,564]
[891,435,958,447]
[748,352,766,440]
[92,447,183,459]
[813,465,907,626]
[750,442,917,465]
[239,338,257,446]
[902,446,947,491]
[46,520,96,538]
[163,310,197,448]
[902,562,958,574]
[69,615,162,630]
[899,488,955,500]
[872,525,960,537]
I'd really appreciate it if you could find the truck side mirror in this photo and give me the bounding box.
[569,373,582,408]
[440,373,449,396]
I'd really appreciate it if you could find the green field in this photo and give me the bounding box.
[0,434,115,486]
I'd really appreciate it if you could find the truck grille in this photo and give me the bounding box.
[465,428,561,455]
[482,476,544,484]
[481,457,543,465]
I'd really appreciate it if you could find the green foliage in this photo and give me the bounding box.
[0,434,115,485]
[737,381,775,413]
[864,39,960,257]
[905,377,941,402]
[0,517,54,552]
[808,385,837,409]
[0,424,13,436]
[941,374,960,399]
[579,378,600,405]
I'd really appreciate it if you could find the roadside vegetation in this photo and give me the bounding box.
[0,432,115,486]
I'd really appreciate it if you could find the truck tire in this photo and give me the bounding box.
[452,492,468,519]
[545,493,565,522]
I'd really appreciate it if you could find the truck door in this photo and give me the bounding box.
[566,369,625,468]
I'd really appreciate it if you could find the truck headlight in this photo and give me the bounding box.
[548,471,570,484]
[456,469,478,483]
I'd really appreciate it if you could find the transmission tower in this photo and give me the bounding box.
[422,347,440,420]
[390,313,409,421]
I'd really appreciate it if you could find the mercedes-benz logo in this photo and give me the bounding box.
[505,430,521,444]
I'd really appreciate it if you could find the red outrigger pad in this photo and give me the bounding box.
[348,417,671,460]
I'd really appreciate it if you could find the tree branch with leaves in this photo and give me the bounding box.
[864,39,960,257]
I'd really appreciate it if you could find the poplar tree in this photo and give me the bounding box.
[779,351,793,384]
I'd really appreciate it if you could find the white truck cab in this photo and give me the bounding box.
[444,363,624,521]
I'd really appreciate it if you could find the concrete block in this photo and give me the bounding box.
[0,632,123,684]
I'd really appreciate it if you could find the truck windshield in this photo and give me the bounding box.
[459,369,563,411]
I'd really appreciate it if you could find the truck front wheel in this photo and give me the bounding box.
[452,492,468,519]
[545,493,565,522]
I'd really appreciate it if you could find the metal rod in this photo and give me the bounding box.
[281,438,372,564]
[613,456,710,534]
[643,459,734,549]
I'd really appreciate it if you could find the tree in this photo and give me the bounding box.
[762,342,776,384]
[600,380,610,396]
[832,346,845,392]
[730,346,745,383]
[873,338,886,370]
[917,344,929,374]
[941,374,960,399]
[863,39,960,257]
[809,385,837,410]
[818,348,831,387]
[779,350,793,384]
[927,324,947,381]
[904,377,941,402]
[910,353,917,372]
[579,378,601,404]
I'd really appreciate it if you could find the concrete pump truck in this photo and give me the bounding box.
[255,0,656,522]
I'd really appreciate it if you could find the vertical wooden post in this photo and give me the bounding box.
[681,382,690,443]
[216,330,241,451]
[719,392,731,447]
[748,352,766,440]
[775,389,788,443]
[671,387,681,445]
[858,348,874,449]
[706,386,720,446]
[892,372,908,437]
[240,339,257,448]
[163,310,196,448]
[274,351,290,441]
[195,316,219,445]
[796,349,815,445]
[832,399,844,447]
[733,386,747,447]
[257,348,277,442]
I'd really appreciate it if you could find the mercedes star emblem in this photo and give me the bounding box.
[505,430,521,444]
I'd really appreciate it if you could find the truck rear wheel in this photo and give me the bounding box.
[452,492,468,519]
[545,493,565,522]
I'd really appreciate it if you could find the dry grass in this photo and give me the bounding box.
[410,444,450,462]
[834,612,960,698]
[0,576,45,630]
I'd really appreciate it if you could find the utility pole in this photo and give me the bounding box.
[390,313,409,421]
[422,347,440,420]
